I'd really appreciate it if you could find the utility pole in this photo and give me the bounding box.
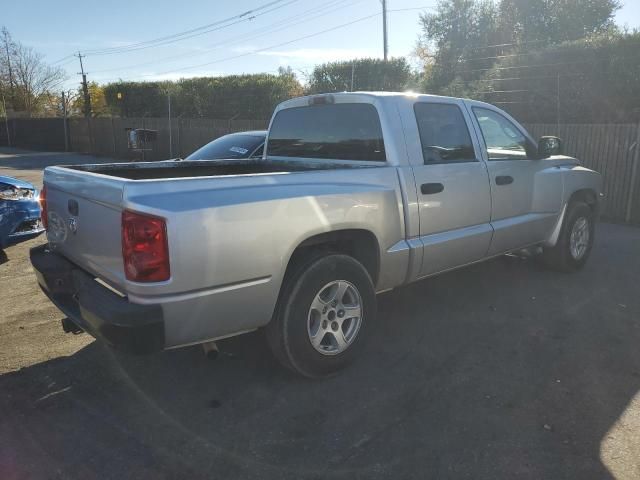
[168,92,173,158]
[556,72,560,132]
[76,52,92,118]
[351,62,355,91]
[61,91,69,152]
[382,0,388,61]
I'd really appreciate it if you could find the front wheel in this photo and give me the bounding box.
[266,254,376,378]
[540,201,595,272]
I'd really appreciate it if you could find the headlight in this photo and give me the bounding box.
[0,182,35,201]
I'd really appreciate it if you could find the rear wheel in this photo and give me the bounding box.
[266,254,376,378]
[540,201,594,272]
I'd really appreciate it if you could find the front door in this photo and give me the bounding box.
[407,100,493,277]
[469,106,562,255]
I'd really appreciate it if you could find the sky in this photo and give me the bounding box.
[3,0,640,91]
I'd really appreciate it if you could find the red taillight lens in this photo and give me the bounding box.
[40,185,48,230]
[121,210,170,282]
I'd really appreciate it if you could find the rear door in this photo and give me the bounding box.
[468,105,562,255]
[400,97,492,277]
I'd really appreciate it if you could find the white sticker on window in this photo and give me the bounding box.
[229,146,249,154]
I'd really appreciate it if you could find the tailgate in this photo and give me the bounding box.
[44,166,126,288]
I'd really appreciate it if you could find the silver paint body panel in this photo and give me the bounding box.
[42,92,602,348]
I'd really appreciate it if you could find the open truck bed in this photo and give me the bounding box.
[66,159,367,180]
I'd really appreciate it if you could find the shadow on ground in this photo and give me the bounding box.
[1,224,639,480]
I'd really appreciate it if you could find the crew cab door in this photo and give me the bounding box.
[400,98,492,277]
[467,104,562,255]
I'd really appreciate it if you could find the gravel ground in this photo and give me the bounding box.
[1,147,639,479]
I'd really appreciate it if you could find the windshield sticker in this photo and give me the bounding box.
[229,146,249,154]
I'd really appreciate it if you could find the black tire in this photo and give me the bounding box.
[265,254,376,378]
[540,201,595,272]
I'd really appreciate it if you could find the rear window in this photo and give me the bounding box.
[267,103,386,161]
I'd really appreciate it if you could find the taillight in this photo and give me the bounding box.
[121,210,170,282]
[40,185,48,230]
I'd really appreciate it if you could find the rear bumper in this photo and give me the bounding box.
[30,244,164,354]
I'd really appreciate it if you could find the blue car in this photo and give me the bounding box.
[0,175,45,249]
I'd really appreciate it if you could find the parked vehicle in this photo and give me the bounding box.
[185,131,267,160]
[0,175,44,250]
[31,92,602,377]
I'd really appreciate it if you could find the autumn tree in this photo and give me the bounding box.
[72,82,109,116]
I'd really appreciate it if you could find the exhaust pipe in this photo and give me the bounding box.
[202,341,219,360]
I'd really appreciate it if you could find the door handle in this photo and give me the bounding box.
[495,175,514,186]
[421,183,444,195]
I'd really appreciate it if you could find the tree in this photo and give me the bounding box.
[0,27,17,107]
[103,73,303,119]
[498,0,621,45]
[418,0,622,94]
[41,89,77,117]
[417,0,501,92]
[72,82,108,117]
[308,58,412,93]
[470,31,640,123]
[0,26,66,116]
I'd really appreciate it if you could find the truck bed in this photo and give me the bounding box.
[65,159,369,180]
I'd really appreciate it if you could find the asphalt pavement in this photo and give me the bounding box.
[1,147,639,479]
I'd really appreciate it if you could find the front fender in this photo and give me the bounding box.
[544,166,602,247]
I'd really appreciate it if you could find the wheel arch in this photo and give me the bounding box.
[283,229,381,288]
[567,188,599,215]
[546,188,599,247]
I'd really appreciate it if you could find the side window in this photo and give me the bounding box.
[414,103,477,164]
[251,144,264,158]
[473,107,530,160]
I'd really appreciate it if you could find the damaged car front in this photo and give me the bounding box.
[0,175,44,249]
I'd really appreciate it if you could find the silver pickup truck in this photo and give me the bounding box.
[31,92,601,377]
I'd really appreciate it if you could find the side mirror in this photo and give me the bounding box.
[538,136,563,158]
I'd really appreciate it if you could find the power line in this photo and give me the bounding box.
[473,73,585,83]
[460,59,603,74]
[83,0,296,56]
[93,5,435,82]
[91,0,362,75]
[476,89,529,94]
[145,11,384,77]
[50,54,76,65]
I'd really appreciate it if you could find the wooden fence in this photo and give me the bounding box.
[67,117,269,161]
[1,117,639,224]
[526,124,640,224]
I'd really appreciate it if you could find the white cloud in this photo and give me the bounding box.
[233,46,379,62]
[138,71,225,81]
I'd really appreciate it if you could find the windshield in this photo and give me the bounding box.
[186,134,264,160]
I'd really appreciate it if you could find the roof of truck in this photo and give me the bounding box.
[282,91,482,104]
[275,91,497,114]
[343,90,455,98]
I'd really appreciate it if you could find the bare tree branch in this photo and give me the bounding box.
[0,26,67,116]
